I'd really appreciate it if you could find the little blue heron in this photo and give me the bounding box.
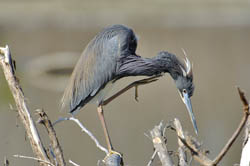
[62,24,196,155]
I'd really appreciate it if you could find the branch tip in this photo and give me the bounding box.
[237,87,249,112]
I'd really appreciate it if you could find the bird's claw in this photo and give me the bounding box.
[109,150,122,157]
[133,76,159,102]
[104,150,122,160]
[135,85,139,102]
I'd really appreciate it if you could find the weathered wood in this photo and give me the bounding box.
[37,109,66,166]
[0,46,50,166]
[150,122,174,166]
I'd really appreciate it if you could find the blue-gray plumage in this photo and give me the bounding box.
[62,24,197,153]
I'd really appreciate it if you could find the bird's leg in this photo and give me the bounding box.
[102,75,161,106]
[97,105,113,152]
[97,105,122,158]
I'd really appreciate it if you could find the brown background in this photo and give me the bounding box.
[0,0,250,165]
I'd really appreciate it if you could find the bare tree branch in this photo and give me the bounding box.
[37,109,66,166]
[173,119,188,166]
[1,45,249,166]
[174,87,250,166]
[146,150,157,166]
[238,88,250,166]
[213,87,249,165]
[69,159,80,166]
[54,116,124,166]
[0,46,50,165]
[150,121,174,166]
[240,115,250,166]
[4,156,9,166]
[54,116,108,154]
[173,119,213,166]
[13,154,54,166]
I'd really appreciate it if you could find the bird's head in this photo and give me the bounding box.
[156,50,197,134]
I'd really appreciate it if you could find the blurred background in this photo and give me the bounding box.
[0,0,250,165]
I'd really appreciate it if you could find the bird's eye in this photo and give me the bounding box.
[183,89,187,93]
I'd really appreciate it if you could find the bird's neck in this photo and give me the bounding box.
[117,54,167,78]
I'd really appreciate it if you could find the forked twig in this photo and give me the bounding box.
[13,154,55,166]
[37,109,66,166]
[175,87,249,166]
[150,121,174,166]
[54,116,108,154]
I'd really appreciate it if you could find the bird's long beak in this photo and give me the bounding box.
[179,91,198,134]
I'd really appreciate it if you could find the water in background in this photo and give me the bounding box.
[0,1,250,165]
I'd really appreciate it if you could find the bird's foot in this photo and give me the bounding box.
[133,75,160,102]
[107,150,122,157]
[104,150,123,163]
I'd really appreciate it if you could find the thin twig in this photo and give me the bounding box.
[240,117,250,166]
[177,110,248,166]
[55,117,123,165]
[13,154,55,166]
[240,89,250,166]
[174,118,213,166]
[173,118,213,166]
[213,87,249,165]
[175,87,250,166]
[146,150,157,166]
[54,117,108,154]
[144,132,151,140]
[177,134,213,166]
[69,159,80,166]
[0,46,50,165]
[37,109,66,166]
[4,156,9,166]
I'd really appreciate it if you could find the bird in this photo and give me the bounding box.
[61,24,197,155]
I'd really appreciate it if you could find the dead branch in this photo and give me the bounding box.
[54,116,123,166]
[0,46,50,165]
[239,88,250,166]
[69,159,80,166]
[240,115,250,166]
[174,119,214,166]
[174,87,250,166]
[0,44,121,165]
[1,45,249,166]
[54,116,108,154]
[150,121,174,166]
[146,150,157,166]
[37,109,66,166]
[4,156,9,166]
[173,119,188,166]
[213,87,249,165]
[13,154,54,166]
